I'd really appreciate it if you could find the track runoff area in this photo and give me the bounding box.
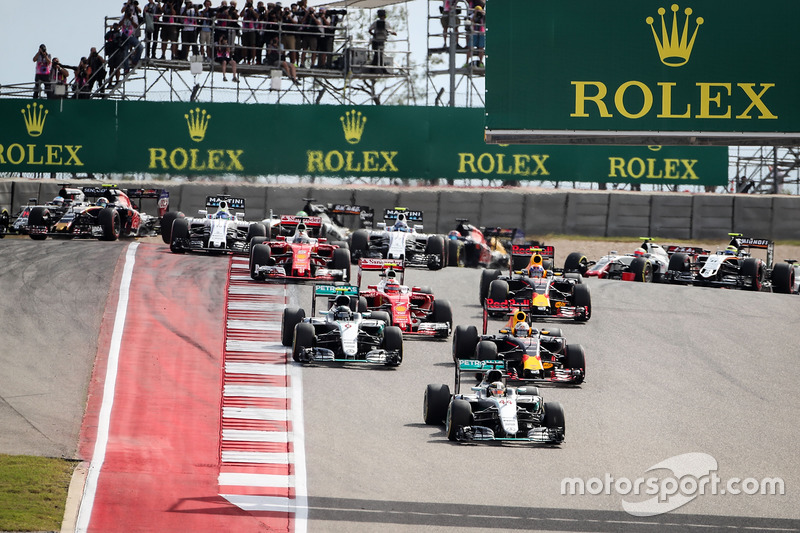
[75,243,307,533]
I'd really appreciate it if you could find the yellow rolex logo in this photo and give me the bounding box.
[185,108,211,142]
[646,4,703,67]
[340,109,367,145]
[21,103,48,137]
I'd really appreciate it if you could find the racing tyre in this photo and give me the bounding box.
[564,272,584,283]
[424,384,451,425]
[475,340,498,361]
[357,296,368,313]
[447,239,464,267]
[629,257,653,282]
[292,322,315,362]
[446,399,473,441]
[543,401,566,438]
[666,252,691,283]
[249,235,269,263]
[331,247,351,281]
[564,344,586,384]
[282,307,306,347]
[160,211,184,244]
[27,207,51,240]
[564,252,589,275]
[479,269,501,304]
[349,229,369,264]
[453,324,479,362]
[432,300,453,329]
[246,223,267,242]
[250,244,272,280]
[572,284,591,322]
[382,325,403,366]
[425,235,446,270]
[741,257,764,291]
[330,240,349,251]
[99,208,121,241]
[169,217,190,253]
[488,279,509,303]
[771,262,794,294]
[372,311,392,327]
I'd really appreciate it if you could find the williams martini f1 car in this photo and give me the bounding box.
[169,195,267,254]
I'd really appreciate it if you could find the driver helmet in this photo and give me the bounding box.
[487,381,505,398]
[513,321,531,337]
[385,279,400,294]
[725,245,738,255]
[393,218,409,232]
[334,305,353,321]
[296,210,308,216]
[633,249,645,257]
[215,209,232,219]
[52,196,64,206]
[447,230,460,240]
[96,197,109,207]
[528,265,545,278]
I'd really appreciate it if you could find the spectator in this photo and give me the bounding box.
[240,1,259,64]
[160,1,179,59]
[105,23,124,85]
[280,4,297,66]
[465,5,484,67]
[122,0,142,22]
[369,9,395,71]
[215,35,239,81]
[439,0,459,48]
[316,6,338,68]
[74,57,91,99]
[121,10,145,68]
[50,58,70,99]
[294,0,308,66]
[87,47,107,95]
[180,0,200,60]
[142,0,161,60]
[227,2,241,52]
[299,6,320,68]
[198,0,215,61]
[213,1,229,45]
[32,44,52,99]
[265,34,298,84]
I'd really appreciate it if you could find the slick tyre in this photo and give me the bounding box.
[99,207,121,241]
[331,247,351,280]
[382,325,403,366]
[447,239,464,267]
[424,383,451,425]
[475,340,498,361]
[27,206,51,240]
[771,262,794,294]
[292,322,315,362]
[425,235,446,270]
[246,223,267,242]
[543,401,566,437]
[282,307,306,347]
[349,229,369,264]
[250,244,271,280]
[170,217,190,253]
[479,269,501,304]
[160,211,184,244]
[741,257,764,291]
[446,399,473,441]
[431,299,454,333]
[488,279,509,303]
[572,283,591,321]
[564,344,586,384]
[564,252,589,275]
[372,310,392,327]
[452,324,479,362]
[629,257,653,282]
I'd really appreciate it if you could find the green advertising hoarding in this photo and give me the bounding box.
[0,99,726,185]
[485,0,800,146]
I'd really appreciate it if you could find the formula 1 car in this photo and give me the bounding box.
[169,195,267,254]
[296,198,375,241]
[356,258,452,338]
[423,360,565,444]
[281,284,403,366]
[663,233,795,293]
[445,219,525,268]
[249,215,351,282]
[348,208,447,270]
[481,245,591,321]
[27,184,169,241]
[581,237,673,282]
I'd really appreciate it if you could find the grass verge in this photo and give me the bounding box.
[0,454,75,532]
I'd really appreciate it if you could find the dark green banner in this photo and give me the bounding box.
[0,99,726,184]
[485,0,800,146]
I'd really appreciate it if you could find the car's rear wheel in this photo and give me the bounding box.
[488,279,509,303]
[667,252,691,283]
[564,252,589,275]
[293,322,315,362]
[447,239,464,267]
[99,207,121,241]
[424,384,451,425]
[371,310,392,327]
[170,217,190,253]
[349,229,369,264]
[572,284,591,321]
[382,325,403,366]
[446,399,473,441]
[475,340,498,361]
[564,344,585,384]
[282,307,305,347]
[250,244,271,280]
[452,324,479,361]
[479,269,501,304]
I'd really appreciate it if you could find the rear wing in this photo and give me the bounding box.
[483,227,525,243]
[206,196,245,210]
[126,188,170,217]
[311,284,359,315]
[82,185,119,197]
[383,207,423,223]
[736,236,774,267]
[330,204,375,227]
[455,359,506,393]
[357,258,405,287]
[510,244,555,274]
[482,298,531,334]
[278,215,324,238]
[666,245,708,256]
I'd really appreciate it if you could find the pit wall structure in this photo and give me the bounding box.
[1,180,798,242]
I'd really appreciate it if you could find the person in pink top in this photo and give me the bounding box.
[33,44,52,99]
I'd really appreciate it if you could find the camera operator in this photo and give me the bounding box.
[280,4,298,66]
[74,57,91,99]
[369,9,395,72]
[240,0,259,64]
[316,7,343,69]
[299,5,321,68]
[32,44,52,99]
[87,47,107,95]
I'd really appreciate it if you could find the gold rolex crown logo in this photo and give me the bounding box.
[646,4,703,67]
[185,107,212,142]
[340,109,367,145]
[21,103,48,137]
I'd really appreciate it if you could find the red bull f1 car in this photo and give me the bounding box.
[356,258,452,339]
[249,215,351,282]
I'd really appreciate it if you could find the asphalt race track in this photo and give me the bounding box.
[2,239,799,532]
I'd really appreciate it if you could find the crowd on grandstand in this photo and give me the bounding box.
[32,0,486,99]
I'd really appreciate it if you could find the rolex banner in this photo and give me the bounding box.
[0,99,726,185]
[485,0,800,146]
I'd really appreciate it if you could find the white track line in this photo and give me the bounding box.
[75,242,139,533]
